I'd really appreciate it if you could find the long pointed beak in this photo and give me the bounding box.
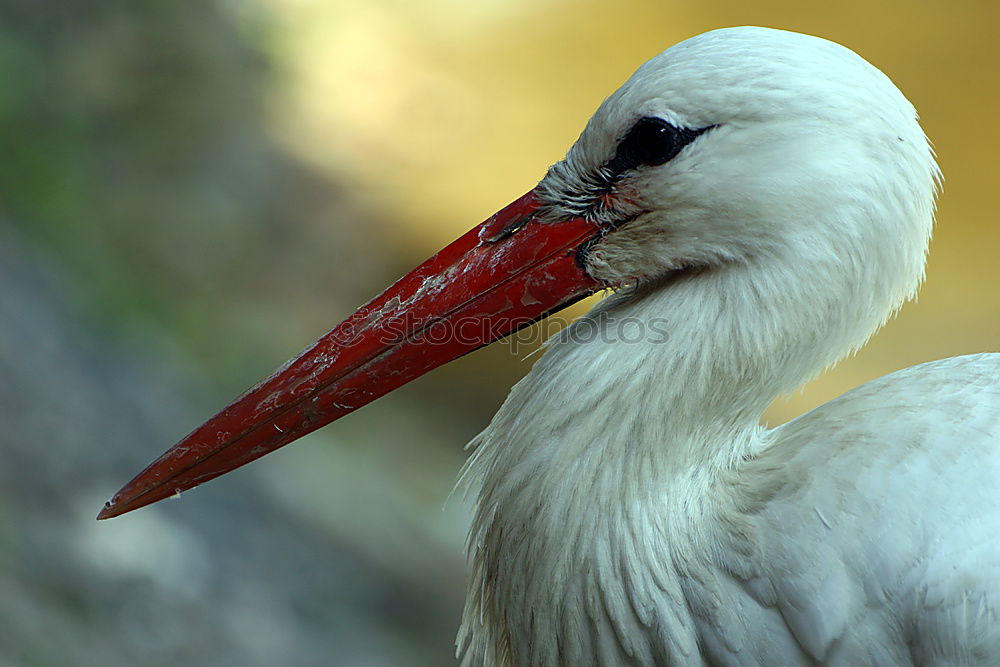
[98,190,604,519]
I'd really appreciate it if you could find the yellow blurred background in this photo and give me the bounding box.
[1,1,997,665]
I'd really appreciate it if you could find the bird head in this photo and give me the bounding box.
[539,27,937,291]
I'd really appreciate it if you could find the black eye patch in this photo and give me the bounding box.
[605,117,712,176]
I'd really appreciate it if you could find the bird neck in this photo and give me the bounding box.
[457,257,879,664]
[469,254,862,478]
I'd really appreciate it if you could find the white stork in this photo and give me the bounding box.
[99,27,1000,665]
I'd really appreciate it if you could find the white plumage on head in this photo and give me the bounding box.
[458,26,999,666]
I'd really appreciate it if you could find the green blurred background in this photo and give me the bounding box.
[1,1,997,665]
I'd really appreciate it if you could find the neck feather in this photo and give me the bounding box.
[456,256,886,665]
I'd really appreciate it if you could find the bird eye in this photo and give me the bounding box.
[625,118,681,166]
[606,117,709,174]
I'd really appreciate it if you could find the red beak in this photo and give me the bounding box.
[98,189,605,519]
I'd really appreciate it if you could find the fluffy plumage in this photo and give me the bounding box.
[457,27,999,665]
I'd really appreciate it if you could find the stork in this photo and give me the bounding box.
[99,27,1000,665]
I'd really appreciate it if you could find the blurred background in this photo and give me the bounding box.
[1,0,997,665]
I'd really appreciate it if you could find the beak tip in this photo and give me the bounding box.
[96,487,137,519]
[95,487,143,521]
[96,500,118,521]
[97,477,190,520]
